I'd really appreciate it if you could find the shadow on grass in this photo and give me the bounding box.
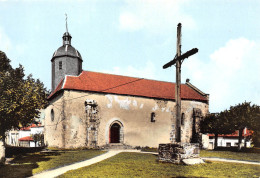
[0,151,62,178]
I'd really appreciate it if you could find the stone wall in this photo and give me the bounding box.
[45,90,208,148]
[158,143,200,164]
[44,93,68,148]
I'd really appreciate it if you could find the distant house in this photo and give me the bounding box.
[18,136,34,147]
[207,128,253,149]
[6,123,44,147]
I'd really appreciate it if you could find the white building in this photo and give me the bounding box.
[6,123,44,147]
[207,128,253,149]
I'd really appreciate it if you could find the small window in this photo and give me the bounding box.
[51,109,54,122]
[181,113,185,125]
[151,112,156,122]
[59,61,62,70]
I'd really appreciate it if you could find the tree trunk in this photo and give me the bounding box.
[244,127,247,148]
[214,133,218,150]
[0,136,6,165]
[238,128,243,151]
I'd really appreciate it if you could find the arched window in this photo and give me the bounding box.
[51,109,54,122]
[181,113,185,125]
[151,112,156,122]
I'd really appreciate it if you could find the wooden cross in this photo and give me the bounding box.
[163,23,198,143]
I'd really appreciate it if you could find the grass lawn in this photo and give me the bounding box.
[59,152,260,178]
[200,149,260,162]
[0,149,105,178]
[141,147,260,162]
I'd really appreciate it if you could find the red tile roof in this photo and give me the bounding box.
[208,129,253,137]
[20,123,43,131]
[48,71,208,102]
[19,136,33,141]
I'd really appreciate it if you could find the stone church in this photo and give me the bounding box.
[44,30,209,149]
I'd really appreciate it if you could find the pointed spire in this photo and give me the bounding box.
[65,13,68,33]
[63,13,72,45]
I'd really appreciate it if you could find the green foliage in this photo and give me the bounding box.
[32,133,44,147]
[59,152,260,178]
[201,102,259,134]
[200,102,260,149]
[227,102,260,149]
[200,111,234,149]
[0,51,49,141]
[200,111,234,135]
[252,132,260,147]
[228,102,260,131]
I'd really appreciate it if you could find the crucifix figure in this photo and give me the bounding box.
[163,23,198,143]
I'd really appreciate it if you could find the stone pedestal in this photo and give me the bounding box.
[158,143,200,164]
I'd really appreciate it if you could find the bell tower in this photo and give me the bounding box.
[51,15,83,92]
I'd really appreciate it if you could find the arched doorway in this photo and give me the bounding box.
[110,123,121,143]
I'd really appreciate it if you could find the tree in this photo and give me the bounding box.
[200,111,234,149]
[252,131,260,147]
[32,133,44,147]
[0,51,49,163]
[201,102,260,150]
[227,102,260,150]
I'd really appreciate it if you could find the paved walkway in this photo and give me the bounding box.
[31,150,140,178]
[31,150,260,178]
[141,152,260,165]
[201,157,260,165]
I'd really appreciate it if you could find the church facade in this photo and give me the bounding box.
[44,31,209,149]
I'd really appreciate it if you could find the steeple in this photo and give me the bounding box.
[63,14,72,45]
[51,14,83,92]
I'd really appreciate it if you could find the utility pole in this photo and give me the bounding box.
[163,23,198,143]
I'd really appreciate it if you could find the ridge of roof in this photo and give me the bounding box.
[48,78,65,99]
[82,70,173,84]
[48,70,208,102]
[185,79,208,97]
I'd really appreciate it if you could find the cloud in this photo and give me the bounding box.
[0,28,11,53]
[119,12,143,32]
[118,0,195,33]
[182,37,260,112]
[102,61,157,80]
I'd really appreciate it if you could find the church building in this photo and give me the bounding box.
[44,30,209,149]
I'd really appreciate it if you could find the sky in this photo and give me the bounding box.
[0,0,259,113]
